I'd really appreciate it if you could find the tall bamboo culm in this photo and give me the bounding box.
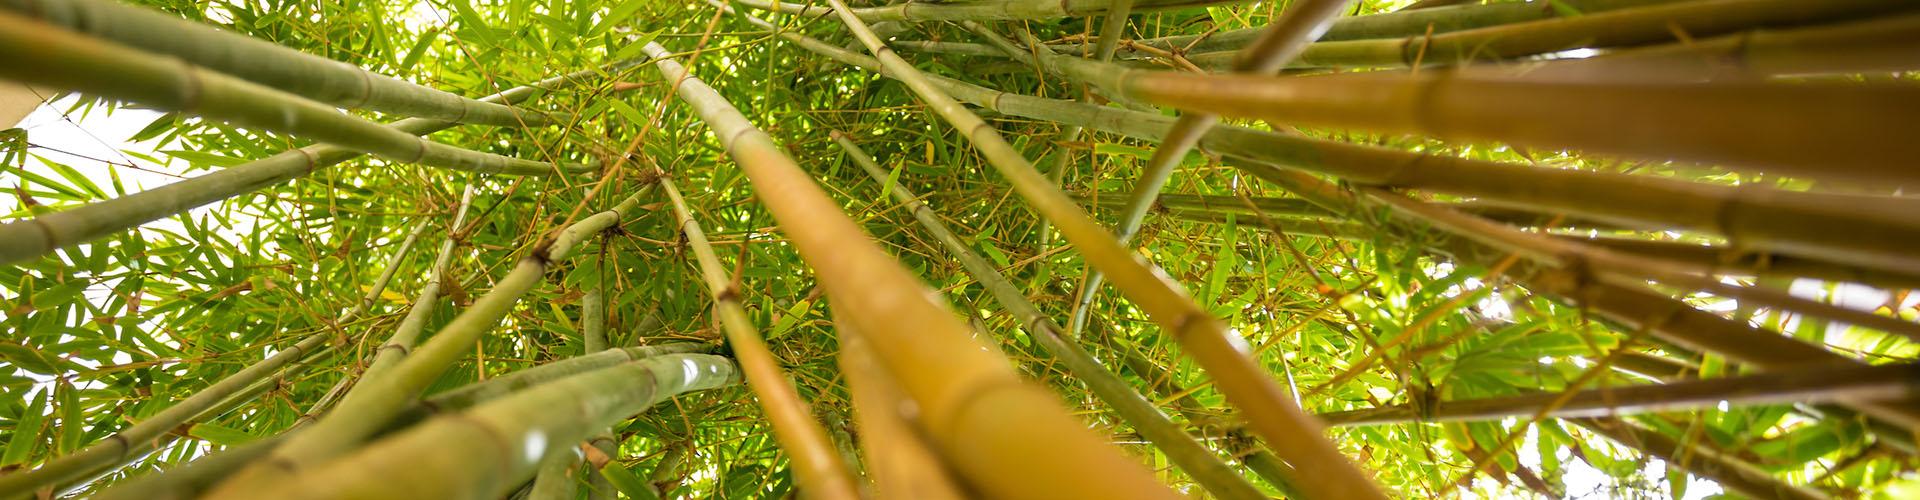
[641,38,1180,500]
[0,0,554,126]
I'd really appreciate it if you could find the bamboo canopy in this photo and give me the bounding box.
[4,0,1919,498]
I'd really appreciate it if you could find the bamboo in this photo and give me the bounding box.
[88,435,284,500]
[258,354,739,500]
[833,132,1267,499]
[1512,12,1920,82]
[0,0,554,126]
[413,345,716,418]
[1086,0,1680,53]
[1318,363,1920,426]
[578,287,617,500]
[1063,0,1351,338]
[205,187,657,498]
[1113,68,1920,192]
[835,328,968,500]
[358,185,478,382]
[642,37,1178,499]
[1573,417,1828,500]
[1574,237,1920,290]
[0,334,329,497]
[819,1,1385,497]
[0,58,620,266]
[658,177,863,500]
[732,0,1252,22]
[526,450,580,500]
[1180,0,1919,69]
[0,12,586,182]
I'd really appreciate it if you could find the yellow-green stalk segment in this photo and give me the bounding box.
[0,56,624,266]
[1063,0,1352,338]
[1573,417,1828,500]
[204,187,657,498]
[359,184,479,382]
[832,133,1266,499]
[641,37,1179,499]
[658,177,863,500]
[834,326,968,500]
[1115,69,1920,197]
[0,0,556,127]
[1177,0,1918,70]
[732,0,1250,22]
[525,286,613,500]
[258,353,740,500]
[0,12,586,181]
[818,1,1386,497]
[1094,0,1679,53]
[1514,13,1920,82]
[578,287,618,500]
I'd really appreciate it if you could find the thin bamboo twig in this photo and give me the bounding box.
[0,12,587,181]
[205,187,657,498]
[1064,0,1351,339]
[820,1,1385,497]
[1318,363,1920,426]
[643,36,1178,499]
[0,59,622,266]
[659,176,863,500]
[833,132,1266,499]
[357,185,479,383]
[260,354,740,499]
[0,0,555,126]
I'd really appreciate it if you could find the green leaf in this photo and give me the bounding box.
[598,462,661,500]
[2,389,47,465]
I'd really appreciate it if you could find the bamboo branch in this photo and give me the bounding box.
[732,0,1253,22]
[820,0,1385,496]
[1082,0,1680,53]
[0,0,555,126]
[659,177,863,500]
[643,33,1179,499]
[1573,417,1829,500]
[357,185,479,383]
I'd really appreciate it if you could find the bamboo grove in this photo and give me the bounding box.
[0,0,1916,497]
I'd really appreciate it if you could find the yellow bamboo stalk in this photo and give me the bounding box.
[835,318,969,500]
[658,177,862,500]
[818,1,1386,497]
[642,40,1177,500]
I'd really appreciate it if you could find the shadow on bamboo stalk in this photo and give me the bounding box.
[0,58,623,266]
[204,187,658,498]
[659,177,863,500]
[643,34,1179,499]
[0,0,557,126]
[818,0,1386,496]
[264,354,739,499]
[832,132,1268,499]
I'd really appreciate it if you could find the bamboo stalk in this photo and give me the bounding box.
[835,327,968,500]
[414,344,716,416]
[1180,0,1919,70]
[1573,236,1920,290]
[1110,61,1920,192]
[1573,417,1828,500]
[258,354,739,500]
[0,0,554,126]
[0,58,619,266]
[88,434,285,500]
[577,287,617,500]
[820,1,1385,497]
[0,334,329,498]
[1084,0,1681,53]
[832,132,1267,499]
[658,177,862,500]
[1318,363,1920,426]
[1511,13,1920,82]
[732,0,1252,22]
[205,187,657,498]
[643,36,1178,499]
[357,185,478,382]
[0,12,586,181]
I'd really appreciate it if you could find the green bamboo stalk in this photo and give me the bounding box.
[357,184,478,382]
[0,334,330,498]
[1573,237,1920,290]
[1513,12,1920,82]
[417,344,714,415]
[577,287,617,500]
[88,434,285,500]
[0,0,554,126]
[1086,0,1679,53]
[1062,0,1352,339]
[255,354,739,500]
[0,57,619,266]
[832,132,1267,499]
[732,0,1251,22]
[1179,0,1918,70]
[820,1,1385,497]
[0,12,586,181]
[301,212,455,423]
[205,187,656,499]
[658,176,862,500]
[642,35,1179,499]
[1573,417,1828,500]
[525,451,580,500]
[1318,363,1920,426]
